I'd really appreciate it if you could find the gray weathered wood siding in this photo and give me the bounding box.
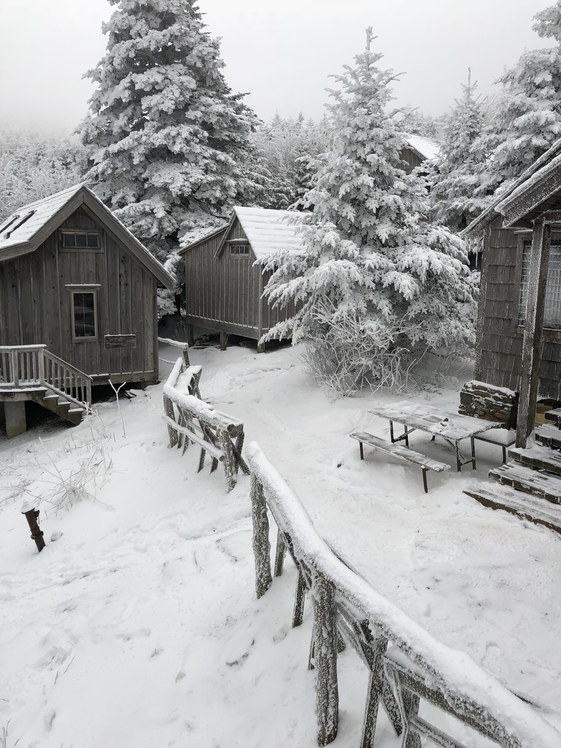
[475,216,561,400]
[401,147,425,173]
[183,217,293,340]
[0,206,159,384]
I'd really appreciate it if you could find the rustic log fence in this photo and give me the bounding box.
[247,441,561,748]
[163,357,248,491]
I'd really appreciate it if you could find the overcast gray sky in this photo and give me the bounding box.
[0,0,553,134]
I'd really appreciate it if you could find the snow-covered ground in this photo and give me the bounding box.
[1,342,560,747]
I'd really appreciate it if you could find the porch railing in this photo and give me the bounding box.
[0,345,92,409]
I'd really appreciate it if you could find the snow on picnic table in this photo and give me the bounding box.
[1,342,560,747]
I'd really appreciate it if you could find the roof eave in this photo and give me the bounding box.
[178,223,229,254]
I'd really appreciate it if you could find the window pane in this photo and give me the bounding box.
[73,292,96,338]
[519,240,561,329]
[75,234,88,247]
[87,233,100,248]
[62,233,76,248]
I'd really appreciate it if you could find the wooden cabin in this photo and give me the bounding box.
[464,139,561,445]
[179,207,302,350]
[401,134,440,173]
[0,184,174,437]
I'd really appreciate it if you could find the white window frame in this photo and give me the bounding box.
[69,287,99,342]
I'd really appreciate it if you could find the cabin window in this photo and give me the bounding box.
[60,231,101,250]
[519,239,561,329]
[229,243,250,258]
[71,290,98,340]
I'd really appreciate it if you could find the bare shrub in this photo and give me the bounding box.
[300,300,464,397]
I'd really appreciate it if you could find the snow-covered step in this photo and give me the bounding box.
[464,481,561,535]
[544,408,561,428]
[489,462,561,504]
[535,424,561,451]
[508,443,561,476]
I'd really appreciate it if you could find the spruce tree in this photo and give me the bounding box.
[430,72,488,231]
[475,0,561,198]
[80,0,260,262]
[263,30,475,393]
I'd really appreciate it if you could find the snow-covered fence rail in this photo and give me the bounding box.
[163,358,248,491]
[247,441,561,748]
[158,337,190,367]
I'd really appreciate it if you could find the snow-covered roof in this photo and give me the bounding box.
[0,184,85,252]
[233,206,305,260]
[405,134,440,162]
[463,136,561,236]
[0,184,174,288]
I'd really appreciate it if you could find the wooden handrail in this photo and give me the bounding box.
[0,346,92,409]
[247,442,561,748]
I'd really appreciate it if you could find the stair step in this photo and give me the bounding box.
[489,462,561,504]
[508,444,561,476]
[544,408,561,427]
[535,424,561,450]
[464,481,561,535]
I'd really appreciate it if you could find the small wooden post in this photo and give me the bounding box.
[360,631,388,748]
[22,506,45,552]
[220,332,228,351]
[250,473,272,598]
[516,220,551,448]
[181,345,190,367]
[312,573,339,746]
[163,394,179,448]
[186,324,195,347]
[218,428,237,492]
[402,690,422,748]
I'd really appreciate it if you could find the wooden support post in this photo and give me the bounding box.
[219,332,228,351]
[293,568,307,627]
[274,529,286,577]
[250,474,272,598]
[313,573,339,746]
[257,340,266,353]
[163,395,179,448]
[181,345,190,368]
[22,506,45,552]
[186,324,195,347]
[360,631,389,748]
[517,220,551,448]
[4,401,27,439]
[402,690,422,748]
[218,428,237,492]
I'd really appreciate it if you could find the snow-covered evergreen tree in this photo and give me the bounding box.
[252,114,331,209]
[80,0,261,263]
[262,30,475,393]
[475,0,561,198]
[0,130,86,221]
[430,73,488,230]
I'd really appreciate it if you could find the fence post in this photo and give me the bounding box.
[219,428,237,492]
[250,473,272,598]
[163,394,179,448]
[313,572,339,746]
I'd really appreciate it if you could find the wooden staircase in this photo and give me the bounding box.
[0,345,91,436]
[465,408,561,534]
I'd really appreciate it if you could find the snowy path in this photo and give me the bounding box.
[1,342,560,746]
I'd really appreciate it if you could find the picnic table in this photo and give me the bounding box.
[368,402,501,472]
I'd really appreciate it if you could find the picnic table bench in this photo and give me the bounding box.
[350,432,451,493]
[368,402,501,472]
